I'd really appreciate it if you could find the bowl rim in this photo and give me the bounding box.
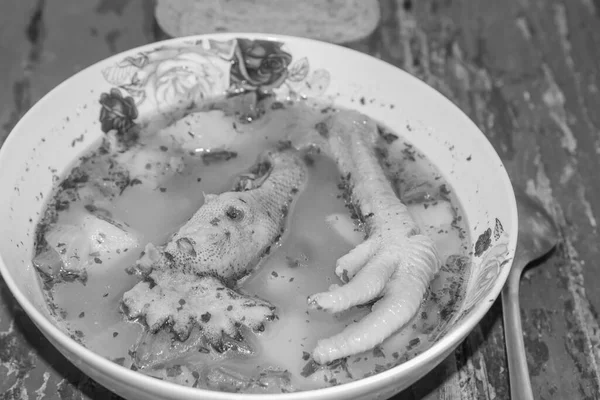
[0,32,518,399]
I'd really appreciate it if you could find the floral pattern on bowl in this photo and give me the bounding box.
[431,224,511,342]
[99,37,330,143]
[460,224,512,321]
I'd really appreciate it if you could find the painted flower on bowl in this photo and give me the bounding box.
[99,88,138,135]
[461,241,510,314]
[230,39,293,91]
[149,52,229,114]
[98,38,330,138]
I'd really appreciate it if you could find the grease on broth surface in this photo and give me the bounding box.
[33,100,471,393]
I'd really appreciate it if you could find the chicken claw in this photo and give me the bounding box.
[307,110,441,364]
[123,271,275,342]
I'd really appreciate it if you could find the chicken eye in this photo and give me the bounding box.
[225,206,244,221]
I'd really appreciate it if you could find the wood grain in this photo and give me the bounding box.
[1,0,600,399]
[369,1,600,399]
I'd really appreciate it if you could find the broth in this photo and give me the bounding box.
[33,100,471,393]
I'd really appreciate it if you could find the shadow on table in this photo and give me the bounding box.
[393,299,508,400]
[0,276,123,400]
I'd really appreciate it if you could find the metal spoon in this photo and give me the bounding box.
[502,187,559,400]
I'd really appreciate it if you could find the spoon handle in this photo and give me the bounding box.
[501,263,535,400]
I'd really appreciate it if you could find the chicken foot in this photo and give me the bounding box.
[307,110,441,364]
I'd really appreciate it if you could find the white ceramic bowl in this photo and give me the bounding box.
[0,34,517,400]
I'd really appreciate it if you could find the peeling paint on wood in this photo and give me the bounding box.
[388,0,600,398]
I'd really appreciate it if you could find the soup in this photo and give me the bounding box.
[33,98,470,393]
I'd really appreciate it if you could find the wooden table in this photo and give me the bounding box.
[1,1,598,399]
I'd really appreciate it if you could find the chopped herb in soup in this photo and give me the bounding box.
[33,98,470,393]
